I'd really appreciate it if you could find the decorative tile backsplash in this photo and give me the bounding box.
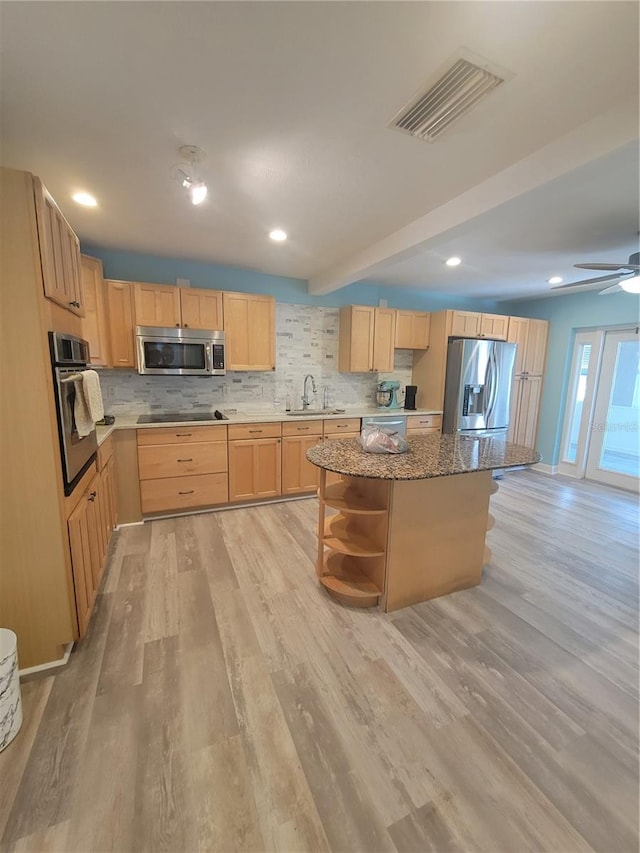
[98,303,414,415]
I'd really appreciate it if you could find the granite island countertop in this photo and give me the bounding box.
[306,434,541,480]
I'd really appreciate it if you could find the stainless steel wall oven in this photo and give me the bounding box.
[49,332,98,495]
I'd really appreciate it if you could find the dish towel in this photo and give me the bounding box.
[73,370,104,437]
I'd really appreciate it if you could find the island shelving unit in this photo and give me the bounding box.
[308,434,539,611]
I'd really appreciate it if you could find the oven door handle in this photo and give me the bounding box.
[205,344,213,374]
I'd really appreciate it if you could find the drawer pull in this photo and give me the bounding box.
[298,426,309,430]
[249,429,262,434]
[178,490,195,495]
[175,432,192,437]
[177,458,193,462]
[336,425,347,429]
[88,491,97,502]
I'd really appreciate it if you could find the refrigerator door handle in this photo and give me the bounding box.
[485,348,497,425]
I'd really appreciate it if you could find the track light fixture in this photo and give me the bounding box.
[171,145,208,205]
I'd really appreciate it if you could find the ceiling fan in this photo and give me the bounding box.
[551,251,640,295]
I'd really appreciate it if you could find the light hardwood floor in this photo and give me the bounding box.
[1,471,638,853]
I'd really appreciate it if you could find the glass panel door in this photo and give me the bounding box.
[585,329,640,491]
[558,331,602,477]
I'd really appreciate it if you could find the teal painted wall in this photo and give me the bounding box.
[502,290,640,466]
[82,244,501,313]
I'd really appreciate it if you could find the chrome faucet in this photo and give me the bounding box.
[301,374,316,409]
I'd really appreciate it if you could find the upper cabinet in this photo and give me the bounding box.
[223,292,275,371]
[80,254,110,366]
[395,310,430,350]
[338,306,396,373]
[448,310,508,340]
[33,178,83,316]
[507,317,549,376]
[133,282,181,327]
[133,282,223,331]
[105,280,135,368]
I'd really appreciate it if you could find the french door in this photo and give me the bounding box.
[559,327,639,491]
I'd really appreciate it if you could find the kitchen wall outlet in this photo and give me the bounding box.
[378,298,388,308]
[176,278,191,288]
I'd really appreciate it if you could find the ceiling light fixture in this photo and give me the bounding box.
[171,145,208,206]
[445,256,461,267]
[548,276,563,285]
[72,192,97,207]
[269,229,287,242]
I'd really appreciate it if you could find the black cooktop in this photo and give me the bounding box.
[137,411,228,424]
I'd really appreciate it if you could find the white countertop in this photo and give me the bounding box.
[95,407,442,446]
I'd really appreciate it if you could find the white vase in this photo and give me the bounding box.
[0,629,22,751]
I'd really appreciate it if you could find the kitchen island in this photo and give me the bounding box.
[307,434,540,611]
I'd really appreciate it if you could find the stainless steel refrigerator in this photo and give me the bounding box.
[442,339,517,437]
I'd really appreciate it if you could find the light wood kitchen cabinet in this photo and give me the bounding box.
[407,414,442,435]
[395,310,430,350]
[322,423,360,487]
[338,305,396,372]
[66,447,117,639]
[507,316,530,375]
[180,288,223,330]
[228,421,282,500]
[508,375,543,448]
[282,420,323,495]
[106,279,135,367]
[33,177,83,316]
[133,282,224,331]
[81,254,110,366]
[507,316,549,376]
[133,281,182,327]
[223,292,275,371]
[137,424,228,514]
[449,310,508,340]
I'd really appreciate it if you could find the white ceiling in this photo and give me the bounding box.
[2,1,639,300]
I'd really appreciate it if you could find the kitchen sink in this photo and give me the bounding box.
[286,408,345,416]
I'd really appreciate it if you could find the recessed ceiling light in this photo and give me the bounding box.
[445,256,461,267]
[269,229,287,242]
[72,192,97,207]
[548,276,563,285]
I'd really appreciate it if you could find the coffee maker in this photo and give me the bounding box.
[404,385,418,410]
[376,380,402,410]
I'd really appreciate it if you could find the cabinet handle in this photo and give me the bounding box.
[184,324,189,328]
[178,490,195,495]
[69,300,80,308]
[176,323,180,327]
[175,433,192,437]
[177,458,193,462]
[88,491,97,502]
[297,426,309,431]
[249,429,262,434]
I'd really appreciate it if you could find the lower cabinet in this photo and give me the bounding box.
[406,413,442,435]
[282,420,323,495]
[137,424,229,513]
[228,422,282,501]
[322,418,361,487]
[67,450,118,638]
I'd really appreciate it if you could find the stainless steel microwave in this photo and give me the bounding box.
[135,326,226,376]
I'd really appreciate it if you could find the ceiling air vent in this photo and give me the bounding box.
[390,56,506,143]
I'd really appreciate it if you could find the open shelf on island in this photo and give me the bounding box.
[323,480,387,515]
[319,552,382,607]
[323,514,385,557]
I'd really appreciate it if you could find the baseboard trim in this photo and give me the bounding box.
[532,462,558,475]
[20,642,74,677]
[115,521,145,530]
[139,493,316,523]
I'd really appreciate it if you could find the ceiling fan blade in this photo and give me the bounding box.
[551,272,628,289]
[574,263,640,271]
[598,283,623,296]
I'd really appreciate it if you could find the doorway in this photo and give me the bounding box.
[558,326,639,491]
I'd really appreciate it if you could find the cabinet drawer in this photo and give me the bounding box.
[138,441,228,480]
[97,434,114,471]
[323,418,360,435]
[140,473,228,514]
[282,419,323,437]
[407,427,440,435]
[407,414,442,430]
[228,422,281,440]
[137,424,227,445]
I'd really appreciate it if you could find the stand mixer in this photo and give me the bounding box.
[376,380,402,409]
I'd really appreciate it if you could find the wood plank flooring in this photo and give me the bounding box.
[1,471,638,852]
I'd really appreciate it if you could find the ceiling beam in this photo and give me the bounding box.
[307,98,639,296]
